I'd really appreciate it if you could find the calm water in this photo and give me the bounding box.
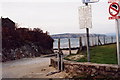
[53,36,116,49]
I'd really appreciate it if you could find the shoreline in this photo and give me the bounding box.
[53,43,116,50]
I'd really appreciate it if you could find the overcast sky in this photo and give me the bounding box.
[0,0,117,35]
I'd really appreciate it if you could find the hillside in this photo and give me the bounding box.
[51,33,106,39]
[1,17,54,62]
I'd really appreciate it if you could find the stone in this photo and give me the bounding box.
[105,67,111,71]
[50,58,120,78]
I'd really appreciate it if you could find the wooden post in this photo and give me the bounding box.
[79,37,82,51]
[58,38,61,71]
[68,38,71,55]
[104,36,106,45]
[58,38,60,52]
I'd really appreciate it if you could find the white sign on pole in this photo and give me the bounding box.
[82,0,99,3]
[108,0,120,65]
[78,5,92,29]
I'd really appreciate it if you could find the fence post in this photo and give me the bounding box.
[104,36,106,45]
[57,39,61,71]
[79,37,82,51]
[68,38,71,55]
[58,38,60,52]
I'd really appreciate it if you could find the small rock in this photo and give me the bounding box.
[46,71,59,76]
[49,65,52,67]
[41,68,46,71]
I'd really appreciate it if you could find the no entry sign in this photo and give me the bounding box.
[109,2,120,19]
[109,2,119,16]
[108,0,120,65]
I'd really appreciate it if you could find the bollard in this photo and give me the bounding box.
[60,52,63,71]
[57,52,64,72]
[57,53,61,71]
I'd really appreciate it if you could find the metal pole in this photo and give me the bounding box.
[85,3,90,62]
[86,28,90,62]
[57,53,60,71]
[61,54,63,71]
[115,19,120,65]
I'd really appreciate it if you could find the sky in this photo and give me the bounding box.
[0,0,117,35]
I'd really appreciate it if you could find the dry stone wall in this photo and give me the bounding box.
[50,58,120,78]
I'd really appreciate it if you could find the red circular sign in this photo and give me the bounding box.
[109,2,120,17]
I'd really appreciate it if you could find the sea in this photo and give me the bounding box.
[53,36,116,49]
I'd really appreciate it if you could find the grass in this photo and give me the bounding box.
[64,44,118,64]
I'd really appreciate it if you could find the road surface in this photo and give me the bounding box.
[2,57,67,78]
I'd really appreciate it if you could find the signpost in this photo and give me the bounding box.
[79,3,92,62]
[79,0,100,62]
[79,0,99,62]
[108,0,120,65]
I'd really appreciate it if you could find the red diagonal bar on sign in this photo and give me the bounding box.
[110,6,119,13]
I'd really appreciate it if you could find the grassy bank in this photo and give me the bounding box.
[64,44,118,64]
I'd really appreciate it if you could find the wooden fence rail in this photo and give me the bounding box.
[56,36,116,54]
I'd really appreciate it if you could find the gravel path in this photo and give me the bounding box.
[2,57,67,78]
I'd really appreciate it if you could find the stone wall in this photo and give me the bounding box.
[50,58,58,69]
[50,58,120,78]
